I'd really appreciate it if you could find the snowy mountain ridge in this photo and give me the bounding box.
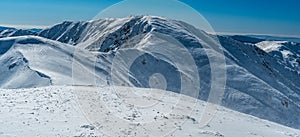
[0,16,300,133]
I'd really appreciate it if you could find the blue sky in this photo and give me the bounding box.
[1,0,299,36]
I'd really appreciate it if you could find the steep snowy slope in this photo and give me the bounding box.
[0,86,299,137]
[256,41,300,72]
[0,36,110,88]
[218,36,300,128]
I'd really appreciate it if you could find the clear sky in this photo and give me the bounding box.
[0,0,299,37]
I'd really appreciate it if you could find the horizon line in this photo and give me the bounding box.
[208,32,300,39]
[1,23,300,39]
[0,24,49,29]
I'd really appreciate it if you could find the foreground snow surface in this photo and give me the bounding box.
[0,86,299,137]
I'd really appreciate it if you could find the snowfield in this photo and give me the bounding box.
[0,86,299,137]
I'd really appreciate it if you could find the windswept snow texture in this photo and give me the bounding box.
[0,86,299,137]
[1,16,300,130]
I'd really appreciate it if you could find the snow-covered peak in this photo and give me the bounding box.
[256,40,300,72]
[38,15,200,52]
[256,41,289,52]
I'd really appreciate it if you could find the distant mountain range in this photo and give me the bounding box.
[0,26,42,38]
[227,34,300,43]
[0,26,16,31]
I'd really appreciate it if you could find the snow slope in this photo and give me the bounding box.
[1,16,300,130]
[0,36,110,88]
[256,41,300,73]
[0,37,51,88]
[0,86,299,137]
